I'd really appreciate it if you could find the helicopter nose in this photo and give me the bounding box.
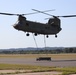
[13,25,19,30]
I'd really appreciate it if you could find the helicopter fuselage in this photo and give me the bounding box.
[13,15,62,37]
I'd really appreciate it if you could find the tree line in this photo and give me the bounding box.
[0,47,76,54]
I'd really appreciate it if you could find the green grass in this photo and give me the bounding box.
[0,63,52,70]
[0,64,76,75]
[52,67,76,75]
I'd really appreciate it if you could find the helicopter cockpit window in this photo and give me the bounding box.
[48,17,60,27]
[14,20,19,25]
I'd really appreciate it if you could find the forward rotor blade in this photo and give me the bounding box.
[0,12,19,16]
[32,9,54,17]
[57,15,76,18]
[0,9,55,16]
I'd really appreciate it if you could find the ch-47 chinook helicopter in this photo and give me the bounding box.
[0,9,76,38]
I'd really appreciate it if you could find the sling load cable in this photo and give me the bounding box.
[44,35,48,56]
[32,33,48,56]
[32,33,38,50]
[44,35,46,50]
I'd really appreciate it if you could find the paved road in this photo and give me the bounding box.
[0,58,76,67]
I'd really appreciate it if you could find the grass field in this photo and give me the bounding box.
[0,54,76,75]
[0,63,75,75]
[0,53,76,59]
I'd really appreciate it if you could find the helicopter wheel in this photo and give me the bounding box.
[34,33,37,36]
[46,35,49,38]
[55,34,57,38]
[26,33,29,36]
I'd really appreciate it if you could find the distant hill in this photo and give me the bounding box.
[0,47,76,54]
[0,47,64,51]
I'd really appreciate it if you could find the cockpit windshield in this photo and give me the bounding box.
[14,20,19,25]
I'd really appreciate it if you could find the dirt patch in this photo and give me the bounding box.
[0,70,25,73]
[0,70,62,75]
[13,71,62,75]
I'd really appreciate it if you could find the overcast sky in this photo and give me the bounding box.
[0,0,76,49]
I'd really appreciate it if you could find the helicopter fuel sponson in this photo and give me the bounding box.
[13,15,62,38]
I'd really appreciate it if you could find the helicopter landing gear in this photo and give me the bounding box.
[55,34,57,38]
[26,33,29,36]
[46,35,49,38]
[34,33,37,36]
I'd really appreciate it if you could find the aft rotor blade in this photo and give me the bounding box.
[32,9,54,17]
[57,15,76,18]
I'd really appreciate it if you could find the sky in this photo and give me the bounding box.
[0,0,76,49]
